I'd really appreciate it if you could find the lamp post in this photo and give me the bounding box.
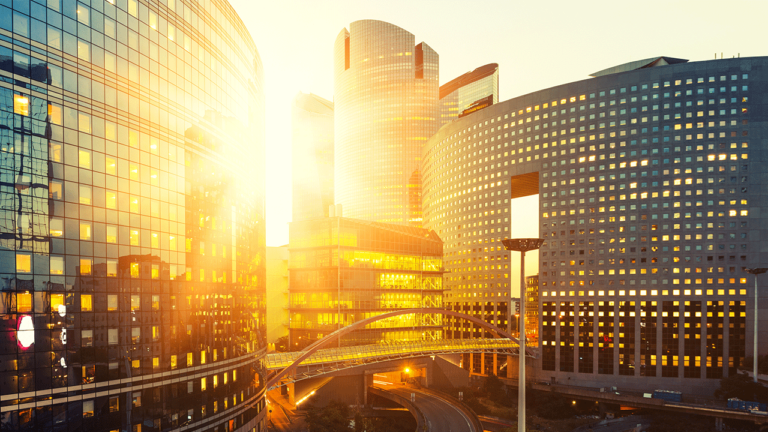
[743,267,767,382]
[501,238,545,432]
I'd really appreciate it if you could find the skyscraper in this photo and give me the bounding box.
[0,0,267,430]
[334,20,439,227]
[423,56,768,393]
[440,63,499,126]
[292,93,334,222]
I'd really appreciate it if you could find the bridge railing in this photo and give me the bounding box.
[265,338,523,370]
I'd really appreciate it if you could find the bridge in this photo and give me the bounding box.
[265,338,526,387]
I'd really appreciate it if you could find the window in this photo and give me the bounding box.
[81,330,93,347]
[50,218,64,237]
[77,40,90,61]
[80,259,92,276]
[76,3,90,25]
[81,294,93,312]
[130,262,139,278]
[131,327,140,344]
[16,254,31,273]
[107,226,117,243]
[109,396,119,413]
[50,180,63,199]
[79,150,91,169]
[106,157,116,175]
[17,293,32,313]
[50,257,64,275]
[131,295,140,311]
[106,191,117,209]
[107,260,117,277]
[130,230,139,246]
[108,329,118,345]
[171,355,177,370]
[13,95,29,116]
[80,222,92,240]
[83,400,94,418]
[108,295,118,311]
[130,196,139,213]
[130,165,139,180]
[79,185,92,204]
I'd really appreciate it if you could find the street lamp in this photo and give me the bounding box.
[743,267,767,382]
[501,238,545,432]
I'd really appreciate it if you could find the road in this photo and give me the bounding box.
[377,385,477,432]
[267,397,294,432]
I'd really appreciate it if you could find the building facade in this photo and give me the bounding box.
[0,0,268,430]
[288,215,444,347]
[266,246,289,346]
[333,20,439,227]
[292,92,334,222]
[526,274,540,343]
[423,56,768,393]
[440,63,499,126]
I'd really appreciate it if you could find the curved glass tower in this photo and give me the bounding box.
[0,0,267,430]
[333,20,439,227]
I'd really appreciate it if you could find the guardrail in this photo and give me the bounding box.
[368,386,427,432]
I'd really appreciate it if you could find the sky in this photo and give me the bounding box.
[227,0,768,247]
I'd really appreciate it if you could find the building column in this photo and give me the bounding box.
[715,417,724,431]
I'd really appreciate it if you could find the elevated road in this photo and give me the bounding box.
[372,385,481,432]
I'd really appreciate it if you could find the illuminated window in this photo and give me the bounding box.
[50,256,64,275]
[130,295,140,311]
[79,259,92,276]
[130,196,139,213]
[201,350,206,364]
[169,235,177,251]
[16,254,31,273]
[108,295,118,311]
[129,164,139,180]
[82,400,94,418]
[151,232,159,248]
[50,218,64,237]
[76,2,89,25]
[14,95,29,116]
[171,355,177,369]
[131,328,140,344]
[106,157,116,175]
[79,150,91,168]
[51,294,64,313]
[17,292,32,312]
[81,294,93,312]
[48,103,62,124]
[80,222,92,240]
[150,169,159,186]
[130,230,139,246]
[201,377,207,391]
[106,191,117,209]
[107,226,117,243]
[109,396,119,413]
[79,185,91,204]
[187,353,193,367]
[130,262,139,278]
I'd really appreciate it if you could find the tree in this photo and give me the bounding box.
[481,373,508,402]
[305,400,352,432]
[714,372,768,401]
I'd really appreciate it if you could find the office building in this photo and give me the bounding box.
[526,274,540,343]
[292,93,334,222]
[288,212,444,347]
[423,56,768,393]
[0,0,267,430]
[266,246,289,347]
[333,20,439,226]
[440,63,499,126]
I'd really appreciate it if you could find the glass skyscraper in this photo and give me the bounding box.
[292,92,334,222]
[333,20,439,227]
[439,63,499,126]
[0,0,267,430]
[423,56,768,394]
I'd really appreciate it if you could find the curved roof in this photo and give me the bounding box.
[440,63,498,99]
[589,56,688,77]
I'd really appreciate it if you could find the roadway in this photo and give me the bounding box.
[374,384,478,432]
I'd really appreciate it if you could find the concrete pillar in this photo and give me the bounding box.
[480,351,486,375]
[469,352,474,374]
[506,355,513,379]
[493,353,498,376]
[363,373,373,406]
[598,402,608,418]
[715,417,724,431]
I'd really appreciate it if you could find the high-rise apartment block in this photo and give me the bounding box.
[0,0,268,430]
[440,63,499,126]
[423,56,768,393]
[288,214,444,346]
[334,20,439,227]
[292,93,334,222]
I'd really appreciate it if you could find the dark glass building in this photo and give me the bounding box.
[423,56,768,394]
[439,63,499,126]
[0,0,267,430]
[288,215,444,347]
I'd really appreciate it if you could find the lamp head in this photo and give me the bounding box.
[742,267,768,275]
[501,238,545,252]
